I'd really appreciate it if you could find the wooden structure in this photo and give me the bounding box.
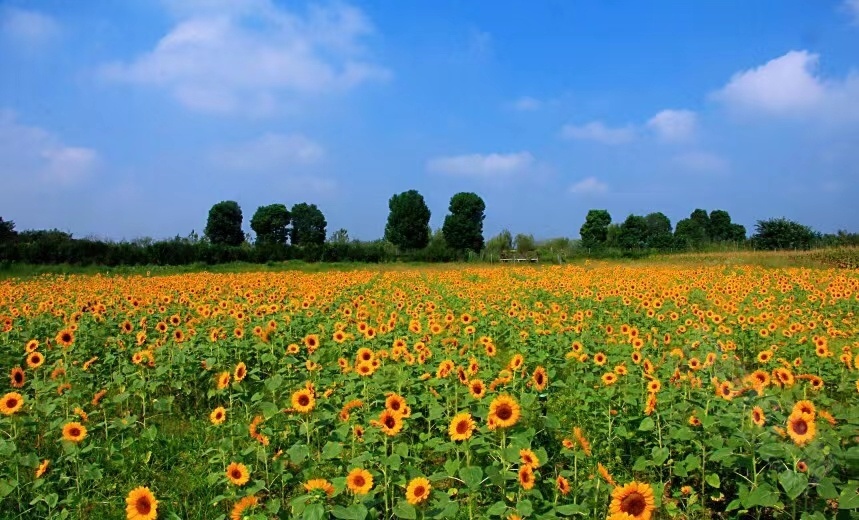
[499,250,539,263]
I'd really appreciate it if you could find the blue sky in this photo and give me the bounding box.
[2,0,858,241]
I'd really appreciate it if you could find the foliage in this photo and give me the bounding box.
[384,190,432,251]
[643,212,673,250]
[513,233,536,253]
[250,204,291,246]
[329,229,350,244]
[442,192,486,253]
[579,209,612,251]
[753,218,818,250]
[204,201,245,246]
[290,203,327,247]
[0,217,16,244]
[485,230,513,256]
[618,215,648,250]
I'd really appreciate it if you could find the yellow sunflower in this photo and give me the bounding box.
[488,394,521,429]
[609,481,656,520]
[346,468,374,495]
[291,388,316,414]
[210,406,227,425]
[518,465,535,490]
[405,477,431,505]
[125,486,157,520]
[226,462,250,486]
[448,412,476,441]
[0,392,24,415]
[61,422,87,443]
[786,412,816,446]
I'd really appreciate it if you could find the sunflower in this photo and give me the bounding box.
[346,468,374,495]
[607,514,637,520]
[62,421,86,442]
[786,412,816,446]
[226,462,250,486]
[210,406,227,425]
[751,406,765,427]
[405,477,431,505]
[519,448,540,468]
[26,351,45,369]
[488,394,521,430]
[9,366,25,388]
[518,465,535,490]
[55,329,74,348]
[125,486,157,520]
[602,373,618,386]
[468,379,486,399]
[448,412,476,441]
[303,334,320,352]
[376,409,404,436]
[556,475,571,495]
[593,352,607,366]
[291,388,315,414]
[25,339,39,352]
[230,495,259,520]
[609,481,656,520]
[35,459,49,479]
[216,372,231,390]
[0,392,24,415]
[531,366,548,390]
[303,478,335,496]
[385,393,407,415]
[792,400,816,419]
[234,362,247,382]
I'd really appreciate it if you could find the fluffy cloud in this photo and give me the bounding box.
[0,110,99,186]
[568,177,608,195]
[100,1,390,116]
[712,50,859,120]
[0,6,60,48]
[647,109,697,142]
[211,133,324,171]
[426,152,534,177]
[560,121,635,145]
[671,151,729,174]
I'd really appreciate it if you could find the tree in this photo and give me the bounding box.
[0,217,17,244]
[205,201,244,246]
[729,223,747,242]
[250,204,290,245]
[329,228,350,244]
[579,209,612,250]
[290,203,327,246]
[514,233,536,253]
[442,192,486,252]
[707,210,732,242]
[618,215,648,250]
[384,190,431,250]
[486,229,513,254]
[644,212,673,250]
[752,218,817,250]
[674,209,710,249]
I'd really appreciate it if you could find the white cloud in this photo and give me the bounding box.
[512,96,542,111]
[568,177,608,195]
[0,110,99,186]
[647,109,697,142]
[560,121,635,145]
[845,0,859,24]
[0,6,60,48]
[671,151,729,174]
[426,152,534,177]
[467,29,492,58]
[99,1,389,116]
[211,133,324,171]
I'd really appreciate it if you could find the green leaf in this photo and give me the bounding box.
[486,501,507,516]
[444,459,460,477]
[264,374,283,393]
[260,401,279,419]
[632,456,651,471]
[385,454,401,470]
[288,444,309,465]
[838,486,859,509]
[743,484,780,509]
[705,473,721,489]
[45,493,59,508]
[652,447,669,466]
[638,417,655,431]
[393,500,417,519]
[778,470,808,501]
[817,478,839,500]
[322,441,343,459]
[459,466,483,489]
[302,502,325,520]
[555,503,587,516]
[516,499,533,516]
[332,504,367,519]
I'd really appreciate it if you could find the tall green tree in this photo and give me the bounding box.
[0,217,16,244]
[644,212,673,250]
[674,208,709,248]
[486,229,513,254]
[752,218,817,250]
[384,190,431,250]
[514,233,536,253]
[290,203,327,246]
[579,209,612,250]
[204,201,244,246]
[618,215,648,250]
[250,204,290,245]
[442,192,486,252]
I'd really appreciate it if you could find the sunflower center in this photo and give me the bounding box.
[414,485,426,497]
[384,416,396,428]
[70,427,81,437]
[136,496,151,514]
[6,398,18,408]
[793,419,808,435]
[231,469,241,479]
[496,404,512,420]
[390,401,401,411]
[353,475,365,486]
[456,420,469,434]
[14,373,23,383]
[298,395,309,406]
[621,492,646,515]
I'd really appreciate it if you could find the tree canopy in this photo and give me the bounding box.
[579,209,612,250]
[384,190,431,250]
[442,192,486,252]
[290,203,327,247]
[753,218,817,250]
[250,204,290,246]
[204,201,244,246]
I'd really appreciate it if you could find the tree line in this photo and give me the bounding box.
[0,192,856,267]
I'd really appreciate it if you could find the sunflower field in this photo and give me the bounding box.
[1,263,858,520]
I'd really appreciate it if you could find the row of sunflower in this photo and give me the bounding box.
[1,264,858,519]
